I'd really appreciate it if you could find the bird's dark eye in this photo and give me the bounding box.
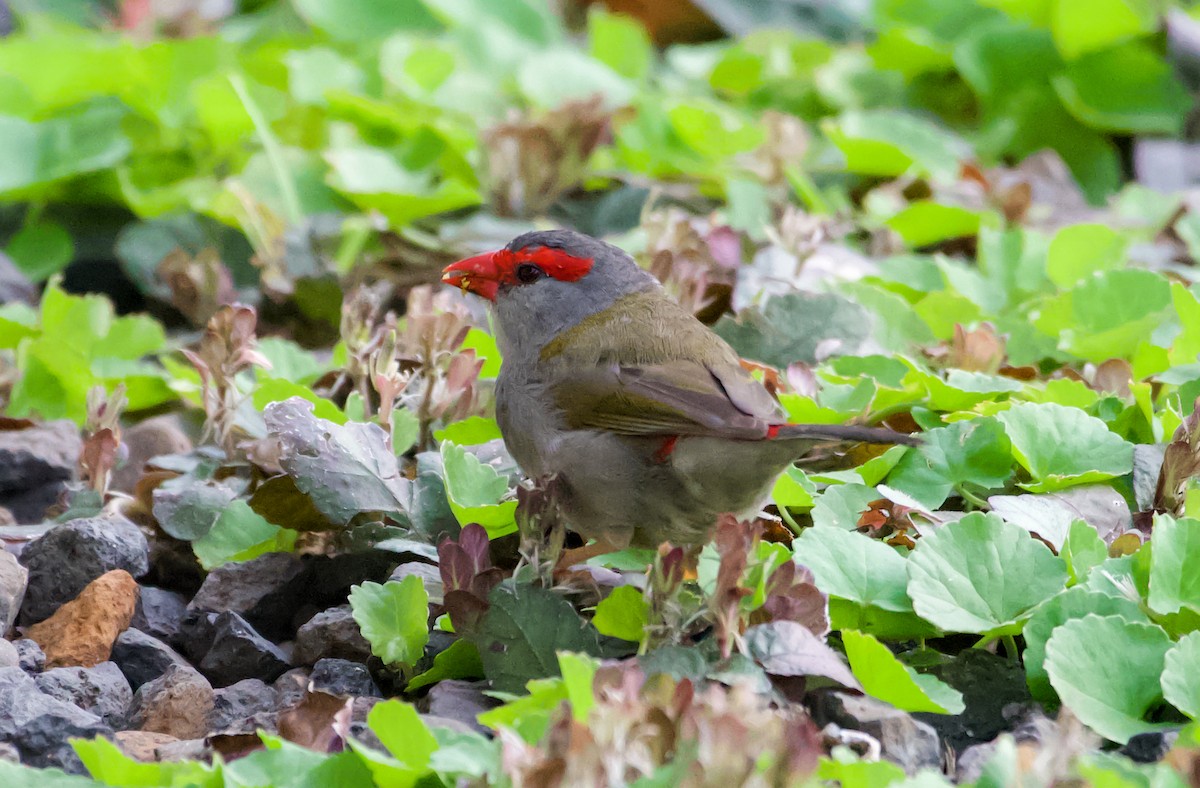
[515,263,543,284]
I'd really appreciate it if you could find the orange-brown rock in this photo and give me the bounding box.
[114,730,179,762]
[25,569,139,668]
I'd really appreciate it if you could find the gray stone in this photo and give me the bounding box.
[0,251,35,306]
[0,638,17,669]
[18,516,149,625]
[309,658,379,698]
[0,741,18,763]
[0,420,80,523]
[111,628,190,690]
[293,605,371,665]
[188,553,303,617]
[421,680,498,735]
[813,691,942,774]
[13,638,44,673]
[0,666,111,771]
[111,417,193,493]
[208,678,278,734]
[35,662,132,727]
[130,586,189,643]
[388,562,444,605]
[198,612,289,687]
[156,738,210,762]
[0,550,27,635]
[125,664,213,740]
[273,667,310,711]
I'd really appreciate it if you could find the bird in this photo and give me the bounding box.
[442,229,918,548]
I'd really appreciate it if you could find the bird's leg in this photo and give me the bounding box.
[515,474,565,587]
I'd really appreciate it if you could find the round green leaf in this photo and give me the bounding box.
[592,585,648,643]
[1148,515,1200,617]
[907,512,1068,635]
[6,220,73,281]
[793,527,913,613]
[1162,631,1200,720]
[350,576,431,667]
[887,417,1013,509]
[1022,585,1147,702]
[1045,223,1127,290]
[1044,614,1173,744]
[843,630,965,714]
[996,402,1133,492]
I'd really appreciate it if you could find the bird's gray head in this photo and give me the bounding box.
[442,229,658,361]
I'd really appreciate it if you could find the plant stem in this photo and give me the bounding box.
[1002,634,1019,661]
[778,505,803,535]
[957,484,991,510]
[229,73,303,226]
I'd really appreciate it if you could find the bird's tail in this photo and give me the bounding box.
[769,423,922,447]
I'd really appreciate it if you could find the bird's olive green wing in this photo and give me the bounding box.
[550,359,785,439]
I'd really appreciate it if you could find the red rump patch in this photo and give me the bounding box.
[766,425,783,439]
[653,435,679,463]
[494,246,594,284]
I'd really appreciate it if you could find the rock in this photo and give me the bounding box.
[247,551,401,641]
[0,638,17,669]
[309,658,380,698]
[916,649,1031,753]
[421,714,478,737]
[0,549,27,635]
[18,516,149,625]
[1120,731,1178,763]
[13,638,44,673]
[0,251,35,305]
[25,569,139,668]
[293,605,371,665]
[273,667,311,711]
[209,678,278,734]
[114,730,179,762]
[111,417,193,493]
[156,738,210,762]
[389,562,444,605]
[0,420,80,524]
[0,741,18,763]
[111,628,191,690]
[130,586,188,643]
[422,680,499,736]
[813,691,942,774]
[187,552,304,619]
[173,610,220,664]
[198,611,290,687]
[125,664,214,740]
[0,666,111,771]
[35,662,132,727]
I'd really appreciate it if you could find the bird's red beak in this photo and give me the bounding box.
[442,252,501,302]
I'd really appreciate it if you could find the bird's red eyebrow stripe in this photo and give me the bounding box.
[495,246,594,283]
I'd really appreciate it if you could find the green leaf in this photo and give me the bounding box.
[793,527,914,613]
[291,0,441,39]
[325,145,481,228]
[5,220,73,281]
[884,201,985,248]
[1044,614,1174,743]
[226,734,374,786]
[997,402,1133,492]
[1053,42,1191,135]
[818,749,907,788]
[406,638,484,692]
[367,700,437,771]
[1147,515,1200,618]
[1022,585,1147,702]
[517,48,634,109]
[907,512,1068,635]
[255,337,327,384]
[472,584,602,694]
[477,677,567,742]
[823,109,969,182]
[254,378,347,425]
[773,466,816,510]
[842,630,965,714]
[434,417,502,446]
[810,483,879,530]
[0,760,98,787]
[558,651,599,722]
[887,417,1013,509]
[0,100,131,195]
[461,327,502,378]
[592,585,649,643]
[1162,631,1200,720]
[1051,0,1153,59]
[1045,223,1128,290]
[350,576,431,667]
[440,442,517,538]
[588,8,652,81]
[191,500,296,571]
[74,736,222,787]
[1060,519,1110,584]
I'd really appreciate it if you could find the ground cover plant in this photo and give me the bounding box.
[3,0,1200,785]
